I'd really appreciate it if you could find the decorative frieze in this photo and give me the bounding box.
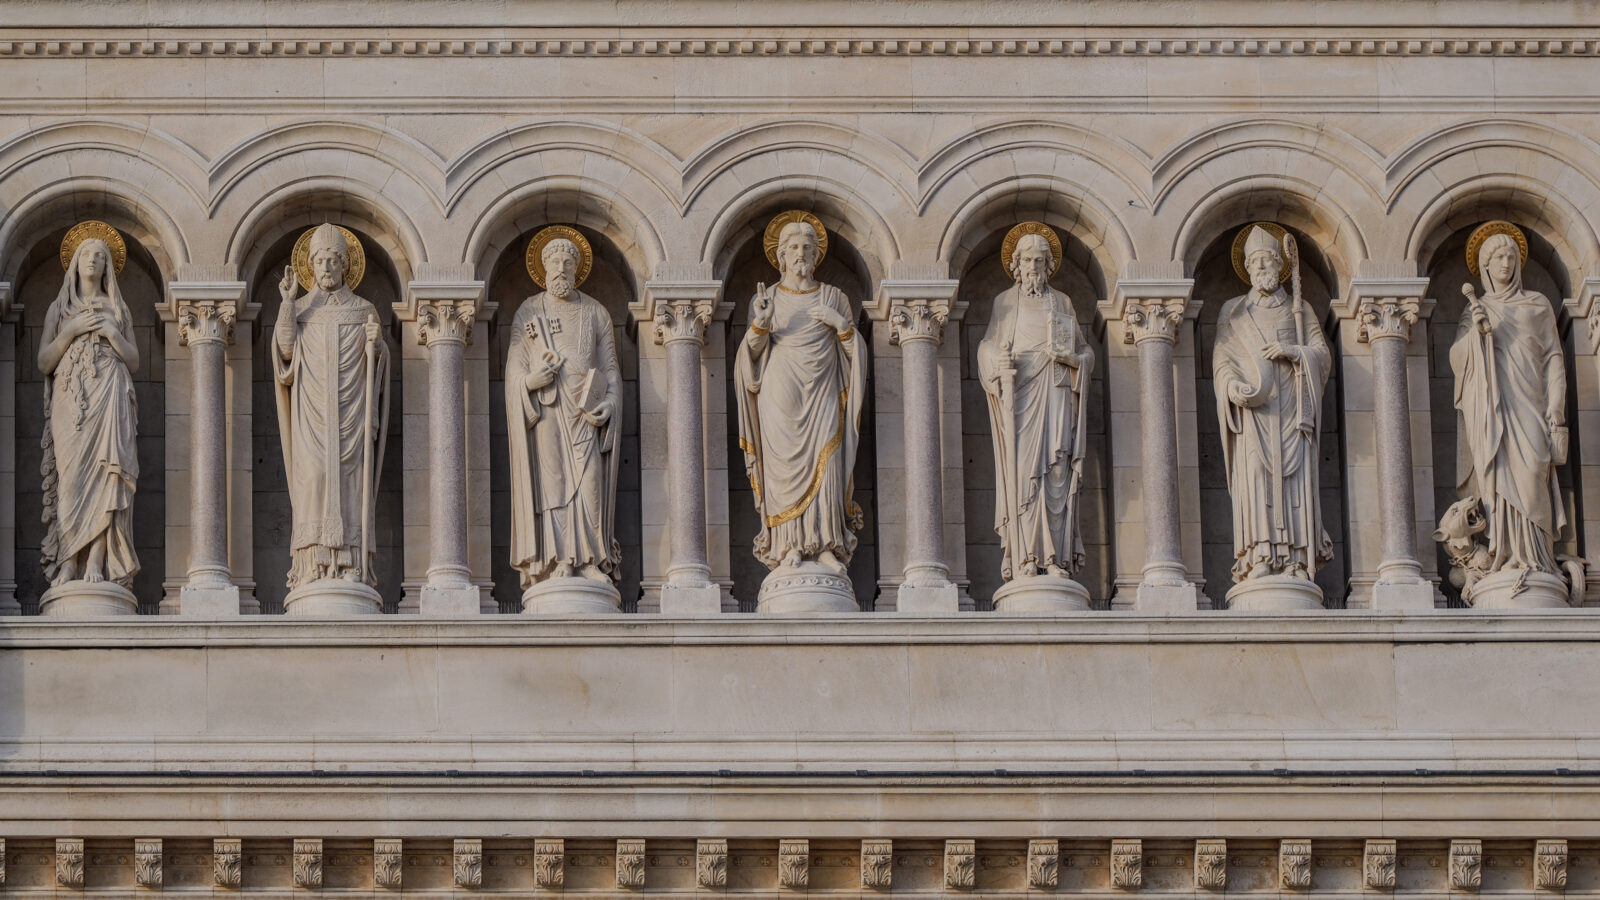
[1194,839,1227,890]
[374,839,403,889]
[861,839,893,890]
[944,840,975,890]
[134,838,162,888]
[454,839,482,888]
[616,839,646,888]
[1027,839,1059,890]
[697,839,728,888]
[1364,839,1397,889]
[534,838,564,888]
[56,838,84,888]
[1534,839,1567,890]
[1449,840,1482,891]
[778,839,809,888]
[1110,839,1142,889]
[1279,839,1312,890]
[214,839,242,887]
[293,838,323,888]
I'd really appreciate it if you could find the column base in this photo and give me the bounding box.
[522,577,623,615]
[756,563,857,614]
[1136,580,1202,611]
[284,580,383,616]
[895,582,960,613]
[180,582,241,616]
[1226,575,1324,611]
[993,574,1090,613]
[1468,569,1572,609]
[40,581,138,617]
[660,582,723,615]
[1370,579,1437,611]
[420,583,482,615]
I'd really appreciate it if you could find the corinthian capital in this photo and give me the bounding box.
[889,296,951,346]
[416,296,477,346]
[653,297,714,345]
[177,299,238,347]
[1122,298,1186,345]
[1357,296,1420,343]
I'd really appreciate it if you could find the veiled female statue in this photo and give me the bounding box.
[37,223,141,614]
[1213,223,1333,610]
[975,223,1094,611]
[1441,221,1575,608]
[506,227,624,614]
[734,212,868,613]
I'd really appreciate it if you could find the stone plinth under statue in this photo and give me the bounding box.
[1226,574,1325,611]
[522,576,623,614]
[40,581,137,616]
[284,579,382,616]
[992,574,1090,613]
[755,561,857,614]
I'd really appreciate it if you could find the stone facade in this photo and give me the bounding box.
[0,0,1598,893]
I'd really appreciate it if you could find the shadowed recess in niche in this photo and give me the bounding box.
[250,228,405,614]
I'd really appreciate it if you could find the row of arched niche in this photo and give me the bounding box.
[4,201,1589,613]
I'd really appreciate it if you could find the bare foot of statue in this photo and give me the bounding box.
[83,542,106,583]
[1047,563,1069,578]
[781,550,802,568]
[57,558,79,584]
[818,550,845,574]
[579,564,606,582]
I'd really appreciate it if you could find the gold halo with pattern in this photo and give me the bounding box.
[291,224,366,291]
[1001,222,1063,277]
[763,210,829,271]
[1231,221,1292,285]
[1466,220,1529,280]
[526,226,594,290]
[60,221,127,274]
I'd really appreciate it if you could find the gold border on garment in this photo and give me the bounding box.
[1001,221,1062,277]
[1465,220,1529,280]
[1230,221,1292,286]
[764,387,849,528]
[292,224,366,291]
[60,221,127,274]
[764,211,829,271]
[526,225,593,290]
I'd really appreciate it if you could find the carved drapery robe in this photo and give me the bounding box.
[976,285,1092,578]
[1450,279,1566,575]
[39,262,139,587]
[272,287,390,588]
[1214,287,1333,580]
[734,284,867,569]
[505,291,622,586]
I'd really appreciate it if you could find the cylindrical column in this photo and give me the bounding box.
[187,336,229,585]
[415,290,481,614]
[1369,311,1421,584]
[900,334,946,585]
[665,332,711,587]
[1136,329,1185,584]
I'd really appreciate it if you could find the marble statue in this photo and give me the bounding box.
[734,211,867,612]
[1442,221,1576,607]
[37,223,141,615]
[975,224,1094,610]
[506,227,624,614]
[272,223,391,614]
[1213,224,1333,610]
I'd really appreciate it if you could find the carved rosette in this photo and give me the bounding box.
[1110,839,1142,889]
[778,839,809,888]
[293,838,323,888]
[1358,296,1421,344]
[1027,839,1059,890]
[135,838,162,888]
[454,839,483,888]
[1122,298,1186,345]
[417,297,477,347]
[653,298,714,346]
[889,297,951,347]
[214,839,242,887]
[374,839,403,889]
[1363,839,1396,890]
[1449,840,1482,891]
[615,839,646,889]
[1279,839,1312,890]
[694,839,727,888]
[177,299,238,347]
[861,839,893,890]
[943,840,976,891]
[1194,839,1227,891]
[534,838,564,888]
[56,838,84,888]
[1534,839,1567,890]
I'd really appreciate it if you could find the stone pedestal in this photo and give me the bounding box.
[283,580,382,616]
[992,574,1091,613]
[180,584,241,617]
[523,578,623,615]
[756,563,857,614]
[40,581,138,616]
[1470,570,1571,609]
[1226,576,1324,611]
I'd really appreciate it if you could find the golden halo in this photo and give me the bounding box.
[763,210,829,271]
[291,225,366,291]
[1466,220,1529,280]
[526,226,594,290]
[1231,221,1292,285]
[1000,222,1063,277]
[60,221,127,274]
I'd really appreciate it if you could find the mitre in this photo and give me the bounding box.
[1244,225,1281,260]
[308,223,346,261]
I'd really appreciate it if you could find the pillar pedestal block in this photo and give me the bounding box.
[420,584,482,615]
[180,583,241,616]
[1137,581,1204,611]
[660,583,723,615]
[1371,580,1437,610]
[896,582,960,613]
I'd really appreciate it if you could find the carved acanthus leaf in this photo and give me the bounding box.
[1027,839,1059,890]
[778,839,809,888]
[1449,840,1482,891]
[214,839,242,887]
[1358,296,1420,343]
[944,840,975,890]
[454,839,482,888]
[696,839,728,888]
[653,298,714,346]
[616,839,646,888]
[135,838,162,888]
[1363,839,1396,889]
[889,297,950,346]
[534,839,564,888]
[1280,839,1312,890]
[417,298,477,346]
[1535,839,1567,890]
[1110,839,1142,889]
[56,838,84,888]
[1123,298,1186,345]
[1195,839,1227,890]
[177,299,238,347]
[861,839,893,889]
[293,838,323,888]
[374,839,403,889]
